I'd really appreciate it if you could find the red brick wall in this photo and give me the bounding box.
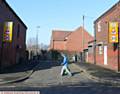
[96,47,104,65]
[94,4,120,71]
[107,44,118,70]
[53,41,66,51]
[66,27,93,53]
[66,29,82,52]
[50,27,93,56]
[88,53,94,64]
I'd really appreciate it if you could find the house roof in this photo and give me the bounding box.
[52,30,72,41]
[75,26,94,40]
[3,0,27,29]
[94,1,120,23]
[74,26,94,49]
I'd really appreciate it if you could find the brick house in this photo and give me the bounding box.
[0,0,27,68]
[50,26,93,60]
[66,26,93,53]
[50,30,72,51]
[87,40,95,64]
[94,1,120,71]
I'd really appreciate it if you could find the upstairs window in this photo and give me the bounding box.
[97,21,101,32]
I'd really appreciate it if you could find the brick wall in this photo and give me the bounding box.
[94,3,120,71]
[53,41,66,51]
[0,1,27,67]
[66,27,82,52]
[66,27,93,53]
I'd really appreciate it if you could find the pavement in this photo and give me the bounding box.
[74,62,120,85]
[0,60,39,85]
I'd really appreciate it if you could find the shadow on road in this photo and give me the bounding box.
[76,62,120,80]
[0,60,38,74]
[72,72,81,76]
[33,60,60,72]
[0,60,61,74]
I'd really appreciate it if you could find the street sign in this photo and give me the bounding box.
[109,22,118,43]
[3,22,13,42]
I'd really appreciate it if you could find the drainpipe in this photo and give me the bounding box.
[0,42,3,71]
[118,39,120,71]
[118,0,120,72]
[94,24,96,65]
[118,24,120,71]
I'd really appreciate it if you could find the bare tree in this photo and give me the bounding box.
[27,37,37,59]
[39,43,49,50]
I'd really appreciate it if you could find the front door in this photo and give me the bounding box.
[104,46,107,65]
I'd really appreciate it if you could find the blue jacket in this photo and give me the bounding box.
[61,54,68,66]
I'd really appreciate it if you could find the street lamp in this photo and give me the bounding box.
[36,26,40,55]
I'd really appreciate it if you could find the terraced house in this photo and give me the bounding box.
[0,0,27,68]
[93,1,120,71]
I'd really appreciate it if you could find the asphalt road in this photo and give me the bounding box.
[1,61,120,94]
[19,61,95,86]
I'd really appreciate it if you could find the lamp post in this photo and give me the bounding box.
[36,26,40,55]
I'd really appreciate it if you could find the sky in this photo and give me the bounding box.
[6,0,119,45]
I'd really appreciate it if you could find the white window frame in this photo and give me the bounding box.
[97,21,101,32]
[99,45,103,55]
[98,42,103,55]
[88,46,93,54]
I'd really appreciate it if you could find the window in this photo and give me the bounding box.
[98,45,103,55]
[97,21,101,32]
[88,46,93,54]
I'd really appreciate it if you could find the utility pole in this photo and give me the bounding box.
[94,24,96,65]
[82,15,85,63]
[82,15,85,51]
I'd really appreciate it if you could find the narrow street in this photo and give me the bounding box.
[1,0,120,93]
[0,61,120,94]
[20,61,95,86]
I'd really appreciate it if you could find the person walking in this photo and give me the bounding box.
[60,53,72,76]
